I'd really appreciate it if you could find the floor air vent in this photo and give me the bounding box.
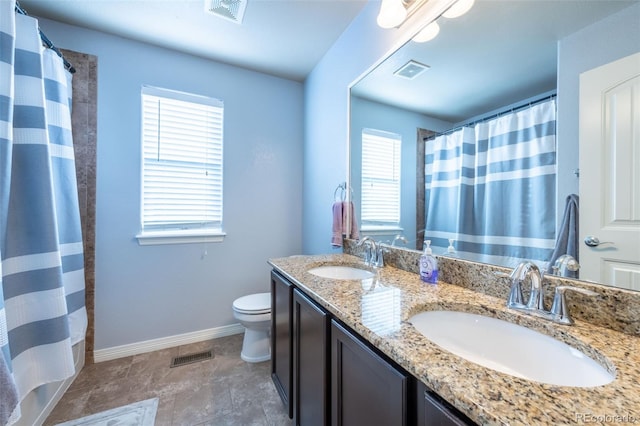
[170,350,213,368]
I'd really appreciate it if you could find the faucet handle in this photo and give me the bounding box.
[357,237,376,265]
[552,255,580,277]
[495,270,525,307]
[502,269,524,307]
[373,245,388,268]
[550,286,599,325]
[391,234,408,247]
[506,278,525,307]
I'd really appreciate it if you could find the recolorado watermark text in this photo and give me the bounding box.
[575,413,638,424]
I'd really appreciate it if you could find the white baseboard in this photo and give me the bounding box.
[93,323,245,363]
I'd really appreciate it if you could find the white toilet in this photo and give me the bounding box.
[232,292,271,363]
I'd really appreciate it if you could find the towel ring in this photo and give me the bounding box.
[334,183,346,202]
[333,182,352,202]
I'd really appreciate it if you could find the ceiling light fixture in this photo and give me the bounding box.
[376,0,474,30]
[442,0,475,19]
[376,0,408,29]
[377,0,475,46]
[412,21,440,43]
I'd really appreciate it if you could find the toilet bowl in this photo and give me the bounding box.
[232,292,271,363]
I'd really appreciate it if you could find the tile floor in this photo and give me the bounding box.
[44,334,292,425]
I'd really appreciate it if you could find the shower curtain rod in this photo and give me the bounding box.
[426,93,557,140]
[14,1,76,74]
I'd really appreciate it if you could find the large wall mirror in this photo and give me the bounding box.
[348,0,639,290]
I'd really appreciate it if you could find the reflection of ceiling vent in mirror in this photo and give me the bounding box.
[204,0,247,24]
[394,60,430,80]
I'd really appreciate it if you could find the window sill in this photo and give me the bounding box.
[360,225,404,237]
[136,229,226,246]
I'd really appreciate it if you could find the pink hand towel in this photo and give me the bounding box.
[346,201,360,240]
[331,201,343,247]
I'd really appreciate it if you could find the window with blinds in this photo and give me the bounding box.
[361,129,401,227]
[140,86,224,240]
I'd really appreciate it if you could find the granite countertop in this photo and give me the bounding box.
[268,253,640,426]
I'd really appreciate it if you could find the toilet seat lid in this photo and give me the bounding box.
[233,292,271,314]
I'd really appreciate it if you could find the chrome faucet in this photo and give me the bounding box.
[509,261,545,310]
[550,286,598,325]
[507,260,597,325]
[357,237,385,268]
[374,244,386,268]
[391,234,408,247]
[551,254,580,277]
[357,237,377,266]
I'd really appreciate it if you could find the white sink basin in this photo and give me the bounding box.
[409,310,614,387]
[308,265,374,280]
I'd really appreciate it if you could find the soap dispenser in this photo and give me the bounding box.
[419,240,439,284]
[443,239,458,257]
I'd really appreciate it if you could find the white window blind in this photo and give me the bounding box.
[141,86,223,234]
[361,129,401,225]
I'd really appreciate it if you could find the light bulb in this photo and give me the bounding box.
[377,0,407,29]
[442,0,475,18]
[412,21,440,43]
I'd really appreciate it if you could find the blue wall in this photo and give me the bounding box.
[302,0,454,254]
[38,19,304,351]
[350,96,452,246]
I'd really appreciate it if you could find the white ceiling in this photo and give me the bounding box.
[18,0,637,117]
[18,0,369,82]
[352,0,637,123]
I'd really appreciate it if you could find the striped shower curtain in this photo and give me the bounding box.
[424,99,557,268]
[0,2,87,424]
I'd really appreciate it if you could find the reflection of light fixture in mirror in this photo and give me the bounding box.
[394,60,430,80]
[442,0,475,18]
[412,21,440,42]
[377,0,407,29]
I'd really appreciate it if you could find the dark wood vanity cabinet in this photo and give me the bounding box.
[416,382,474,426]
[270,270,476,426]
[293,288,330,426]
[331,320,411,426]
[270,271,293,418]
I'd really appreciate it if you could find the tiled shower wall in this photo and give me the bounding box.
[62,49,97,363]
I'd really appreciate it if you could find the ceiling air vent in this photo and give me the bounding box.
[204,0,247,24]
[394,60,430,80]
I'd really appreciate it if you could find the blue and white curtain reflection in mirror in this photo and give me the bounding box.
[0,2,87,423]
[424,99,557,268]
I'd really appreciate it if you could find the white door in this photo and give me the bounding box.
[579,52,640,290]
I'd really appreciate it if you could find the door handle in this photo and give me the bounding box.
[584,236,614,247]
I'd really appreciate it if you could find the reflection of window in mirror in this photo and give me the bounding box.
[361,129,401,233]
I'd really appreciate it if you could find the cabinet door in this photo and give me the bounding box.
[331,320,409,426]
[416,381,474,426]
[271,271,293,418]
[293,289,329,426]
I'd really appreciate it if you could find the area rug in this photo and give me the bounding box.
[55,398,158,426]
